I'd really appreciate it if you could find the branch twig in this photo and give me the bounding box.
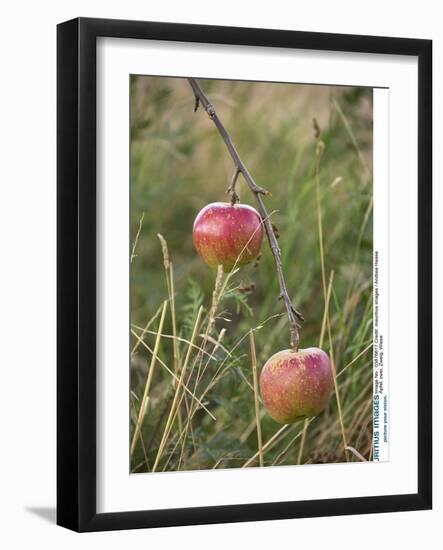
[188,78,304,349]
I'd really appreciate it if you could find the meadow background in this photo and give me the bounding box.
[130,76,373,473]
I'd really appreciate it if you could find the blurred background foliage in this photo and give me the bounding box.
[130,76,373,472]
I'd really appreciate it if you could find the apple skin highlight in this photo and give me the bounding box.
[260,348,333,424]
[193,202,263,272]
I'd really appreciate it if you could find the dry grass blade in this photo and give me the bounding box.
[274,418,316,466]
[337,342,373,378]
[130,393,150,470]
[319,271,335,350]
[130,300,168,456]
[314,380,371,450]
[190,266,224,392]
[315,140,327,299]
[198,332,231,358]
[131,211,145,263]
[240,409,266,444]
[297,263,335,464]
[249,330,264,467]
[177,267,224,469]
[169,263,180,375]
[345,445,368,462]
[157,235,179,369]
[297,420,309,465]
[130,328,216,420]
[194,314,284,409]
[327,314,349,460]
[296,134,349,465]
[158,325,226,472]
[190,330,227,418]
[177,330,228,445]
[152,305,204,472]
[131,323,221,362]
[242,424,288,468]
[157,234,182,429]
[348,396,372,438]
[131,303,163,357]
[157,233,170,270]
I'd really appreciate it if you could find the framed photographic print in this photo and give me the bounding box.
[57,17,432,532]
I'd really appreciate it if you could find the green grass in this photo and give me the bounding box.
[130,76,373,472]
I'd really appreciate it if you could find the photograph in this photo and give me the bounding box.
[129,75,375,474]
[53,12,432,535]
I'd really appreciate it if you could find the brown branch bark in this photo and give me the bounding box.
[188,78,304,349]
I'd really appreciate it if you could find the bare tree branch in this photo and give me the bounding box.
[188,78,304,349]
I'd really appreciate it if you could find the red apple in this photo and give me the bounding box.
[193,202,263,272]
[260,348,333,424]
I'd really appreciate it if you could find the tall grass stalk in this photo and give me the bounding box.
[249,330,264,467]
[297,136,333,465]
[297,270,335,464]
[152,305,204,472]
[131,303,163,357]
[327,312,349,460]
[130,300,168,456]
[130,328,216,420]
[157,234,182,430]
[130,211,145,263]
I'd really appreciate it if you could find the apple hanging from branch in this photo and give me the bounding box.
[260,348,333,424]
[188,78,303,350]
[193,202,264,272]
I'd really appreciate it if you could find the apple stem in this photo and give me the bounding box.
[188,78,304,350]
[226,167,241,205]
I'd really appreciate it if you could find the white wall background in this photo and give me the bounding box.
[0,1,440,547]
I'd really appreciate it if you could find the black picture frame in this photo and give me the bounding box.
[57,17,432,532]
